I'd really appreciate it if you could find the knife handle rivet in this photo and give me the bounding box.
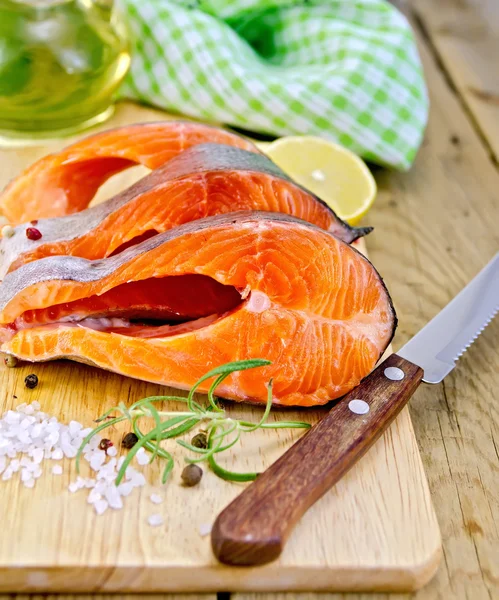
[384,367,405,381]
[348,399,370,415]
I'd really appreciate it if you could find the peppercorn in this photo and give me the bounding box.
[26,227,42,241]
[1,225,14,238]
[191,432,208,449]
[24,374,38,389]
[122,432,138,449]
[30,220,38,225]
[99,438,113,452]
[181,464,203,487]
[4,355,17,368]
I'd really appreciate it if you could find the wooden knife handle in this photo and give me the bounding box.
[211,353,423,566]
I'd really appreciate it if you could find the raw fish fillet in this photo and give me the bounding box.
[0,212,396,407]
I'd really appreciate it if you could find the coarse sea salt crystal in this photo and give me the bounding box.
[31,423,43,439]
[21,468,32,482]
[94,499,109,515]
[117,482,134,497]
[68,421,82,436]
[148,514,163,527]
[88,489,102,504]
[105,485,123,510]
[90,452,106,471]
[131,472,146,487]
[2,468,13,481]
[51,448,63,460]
[32,448,44,464]
[136,451,149,466]
[61,442,77,459]
[5,411,21,425]
[0,401,153,519]
[199,523,212,537]
[32,465,43,479]
[18,430,32,445]
[150,493,163,505]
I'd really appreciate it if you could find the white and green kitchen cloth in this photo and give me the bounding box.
[120,0,428,170]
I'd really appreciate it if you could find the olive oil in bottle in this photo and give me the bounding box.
[0,0,130,143]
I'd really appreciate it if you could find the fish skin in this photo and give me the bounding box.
[0,121,259,224]
[0,212,395,407]
[0,144,371,278]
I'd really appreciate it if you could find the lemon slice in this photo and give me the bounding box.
[259,136,376,225]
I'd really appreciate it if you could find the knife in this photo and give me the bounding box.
[211,252,499,566]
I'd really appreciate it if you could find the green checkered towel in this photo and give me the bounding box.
[120,0,428,170]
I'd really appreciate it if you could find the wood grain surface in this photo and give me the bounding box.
[0,105,441,592]
[409,0,499,163]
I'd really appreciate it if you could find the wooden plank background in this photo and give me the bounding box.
[1,0,498,598]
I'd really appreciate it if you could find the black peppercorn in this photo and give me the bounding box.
[99,438,113,452]
[191,432,208,449]
[122,432,139,449]
[24,374,38,389]
[181,464,203,487]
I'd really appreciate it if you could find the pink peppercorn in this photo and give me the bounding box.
[26,227,42,241]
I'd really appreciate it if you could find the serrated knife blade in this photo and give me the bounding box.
[398,252,499,383]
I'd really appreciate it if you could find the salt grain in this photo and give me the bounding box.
[32,448,44,464]
[148,514,163,527]
[117,482,134,497]
[88,489,102,504]
[94,499,109,515]
[0,401,151,518]
[51,448,63,460]
[199,523,212,537]
[136,449,149,466]
[21,468,32,482]
[2,468,13,481]
[32,465,42,479]
[68,421,82,436]
[90,452,106,471]
[105,485,123,510]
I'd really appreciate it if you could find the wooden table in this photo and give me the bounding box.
[1,0,497,598]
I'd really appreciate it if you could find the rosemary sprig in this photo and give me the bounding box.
[77,359,310,484]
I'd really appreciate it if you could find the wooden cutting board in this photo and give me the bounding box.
[0,102,441,593]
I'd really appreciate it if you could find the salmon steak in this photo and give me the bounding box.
[0,144,369,278]
[0,212,396,407]
[0,121,259,224]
